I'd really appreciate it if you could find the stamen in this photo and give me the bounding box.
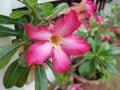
[50,35,61,46]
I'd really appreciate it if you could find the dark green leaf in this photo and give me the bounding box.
[100,60,117,75]
[3,60,30,88]
[18,51,28,67]
[97,41,110,54]
[37,3,53,11]
[0,25,21,37]
[78,60,96,78]
[35,3,53,17]
[89,18,101,30]
[0,15,21,24]
[15,68,29,87]
[84,51,95,59]
[35,65,48,90]
[98,55,116,64]
[46,61,68,84]
[0,40,28,69]
[10,10,29,19]
[87,37,96,53]
[47,3,69,19]
[110,46,120,55]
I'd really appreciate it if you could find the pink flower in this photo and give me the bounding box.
[71,84,81,90]
[69,0,103,28]
[23,10,89,73]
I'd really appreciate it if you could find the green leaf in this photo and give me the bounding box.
[100,60,117,75]
[0,25,21,37]
[46,61,68,84]
[18,51,28,67]
[15,68,29,87]
[97,41,110,54]
[98,55,116,64]
[78,60,96,78]
[47,3,69,19]
[89,18,101,30]
[110,46,120,55]
[87,37,96,53]
[0,15,21,24]
[25,0,38,8]
[37,2,53,11]
[87,32,101,53]
[84,51,95,59]
[35,3,53,17]
[10,10,29,19]
[3,60,30,88]
[0,40,28,69]
[35,65,48,90]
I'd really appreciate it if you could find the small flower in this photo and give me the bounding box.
[23,10,89,73]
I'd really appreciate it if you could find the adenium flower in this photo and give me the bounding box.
[59,0,102,28]
[23,10,89,73]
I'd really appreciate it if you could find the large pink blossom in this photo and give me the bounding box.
[23,10,89,73]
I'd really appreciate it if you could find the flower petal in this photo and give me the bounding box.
[23,24,52,41]
[52,46,70,73]
[80,20,90,29]
[61,35,89,54]
[25,42,52,65]
[71,84,81,90]
[54,10,80,36]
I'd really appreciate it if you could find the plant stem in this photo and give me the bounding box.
[73,58,86,68]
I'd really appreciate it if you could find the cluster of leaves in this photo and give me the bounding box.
[76,18,120,81]
[78,32,117,81]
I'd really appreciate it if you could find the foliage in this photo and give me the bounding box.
[0,0,120,90]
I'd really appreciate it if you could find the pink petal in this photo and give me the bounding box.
[93,15,103,23]
[54,10,80,36]
[78,11,91,20]
[71,84,81,90]
[86,10,103,23]
[61,35,89,54]
[80,20,90,29]
[52,46,70,73]
[86,0,97,11]
[25,42,52,65]
[23,24,52,41]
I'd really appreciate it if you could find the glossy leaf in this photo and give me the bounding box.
[37,2,53,11]
[97,41,110,54]
[78,60,96,78]
[0,40,28,69]
[3,60,30,88]
[84,51,95,59]
[18,51,28,68]
[35,2,53,17]
[110,46,120,55]
[100,60,117,75]
[10,10,29,19]
[98,55,116,65]
[0,25,21,37]
[15,68,29,87]
[87,37,96,53]
[0,15,21,24]
[35,65,48,90]
[47,3,69,19]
